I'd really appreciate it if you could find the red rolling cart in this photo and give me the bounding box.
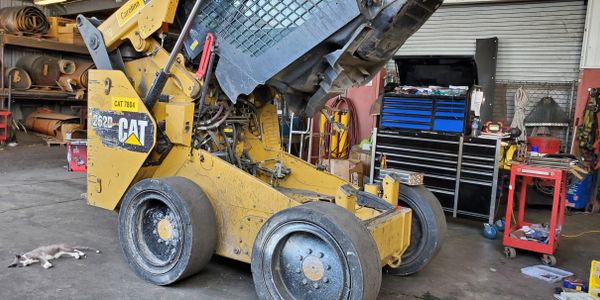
[0,111,10,142]
[502,163,567,266]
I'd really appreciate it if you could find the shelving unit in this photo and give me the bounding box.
[0,31,88,109]
[0,32,88,54]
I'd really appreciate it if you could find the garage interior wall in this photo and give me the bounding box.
[393,0,586,130]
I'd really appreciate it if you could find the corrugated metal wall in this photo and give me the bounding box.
[396,0,586,82]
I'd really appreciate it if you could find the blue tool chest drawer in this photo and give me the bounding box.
[380,93,468,134]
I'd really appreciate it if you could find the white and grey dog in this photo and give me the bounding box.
[8,244,100,269]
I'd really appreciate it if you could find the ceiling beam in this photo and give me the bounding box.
[49,0,125,16]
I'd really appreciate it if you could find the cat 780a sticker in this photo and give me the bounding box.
[89,108,154,153]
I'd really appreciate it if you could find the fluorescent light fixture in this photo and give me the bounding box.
[34,0,67,5]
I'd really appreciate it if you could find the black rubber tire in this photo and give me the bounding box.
[385,185,446,276]
[118,176,216,285]
[252,201,381,300]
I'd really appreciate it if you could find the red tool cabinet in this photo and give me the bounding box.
[502,164,567,266]
[0,111,10,142]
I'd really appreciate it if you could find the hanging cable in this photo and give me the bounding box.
[511,86,529,142]
[561,230,600,238]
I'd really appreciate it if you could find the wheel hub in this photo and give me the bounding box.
[157,219,173,240]
[261,225,350,299]
[132,198,182,268]
[302,255,325,281]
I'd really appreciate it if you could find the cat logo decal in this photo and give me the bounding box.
[118,118,149,147]
[89,108,154,153]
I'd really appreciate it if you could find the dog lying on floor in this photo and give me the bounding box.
[8,244,100,269]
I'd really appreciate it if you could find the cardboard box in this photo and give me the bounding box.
[46,18,84,45]
[325,159,364,187]
[350,146,371,177]
[46,17,75,38]
[57,123,81,142]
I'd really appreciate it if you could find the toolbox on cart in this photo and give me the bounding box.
[66,130,87,172]
[380,93,469,133]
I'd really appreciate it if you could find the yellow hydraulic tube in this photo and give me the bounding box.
[337,110,349,158]
[330,111,340,158]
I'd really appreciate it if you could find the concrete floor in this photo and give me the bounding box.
[1,133,599,300]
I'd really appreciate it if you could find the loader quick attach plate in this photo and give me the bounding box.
[89,108,154,153]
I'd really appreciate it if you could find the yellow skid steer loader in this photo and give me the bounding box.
[77,0,446,298]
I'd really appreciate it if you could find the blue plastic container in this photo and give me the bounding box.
[566,174,593,209]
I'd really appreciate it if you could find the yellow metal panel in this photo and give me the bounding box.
[124,46,200,100]
[365,183,381,196]
[115,0,144,26]
[98,0,180,52]
[382,175,399,206]
[590,260,600,297]
[87,70,156,210]
[165,102,194,146]
[164,0,179,24]
[158,148,299,263]
[335,189,356,214]
[367,207,412,267]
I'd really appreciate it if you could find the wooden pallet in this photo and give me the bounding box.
[34,133,67,146]
[44,137,66,146]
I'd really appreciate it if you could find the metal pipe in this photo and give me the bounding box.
[369,127,378,184]
[7,73,11,113]
[307,118,314,163]
[299,128,305,159]
[567,81,575,153]
[196,45,216,117]
[166,0,203,70]
[198,108,232,130]
[199,102,225,125]
[290,117,313,160]
[287,111,294,153]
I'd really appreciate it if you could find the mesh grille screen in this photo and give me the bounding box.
[199,0,326,57]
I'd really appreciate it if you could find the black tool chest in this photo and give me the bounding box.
[371,129,500,223]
